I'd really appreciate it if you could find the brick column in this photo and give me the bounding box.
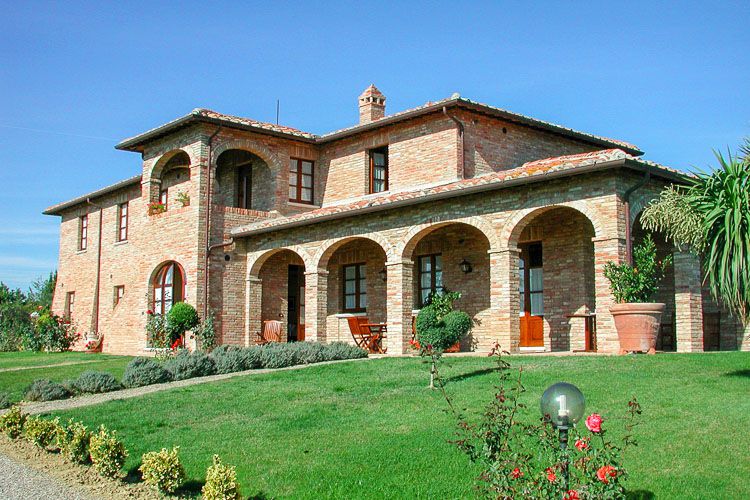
[304,271,328,343]
[740,324,750,351]
[489,248,520,353]
[593,236,627,353]
[385,259,414,355]
[674,251,704,352]
[245,276,262,347]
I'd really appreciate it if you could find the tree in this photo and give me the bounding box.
[28,272,57,310]
[640,138,750,323]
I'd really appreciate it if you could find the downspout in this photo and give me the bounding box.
[443,106,466,179]
[623,171,650,264]
[86,198,103,334]
[203,127,222,318]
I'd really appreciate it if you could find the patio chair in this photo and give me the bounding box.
[347,317,387,354]
[258,320,283,345]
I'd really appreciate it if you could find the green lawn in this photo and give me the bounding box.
[0,351,128,370]
[46,352,749,499]
[0,353,133,401]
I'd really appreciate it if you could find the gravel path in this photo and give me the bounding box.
[11,357,369,415]
[0,453,97,499]
[0,359,105,373]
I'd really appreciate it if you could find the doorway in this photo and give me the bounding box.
[287,265,305,342]
[519,242,544,347]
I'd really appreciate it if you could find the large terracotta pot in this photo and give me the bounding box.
[609,303,665,355]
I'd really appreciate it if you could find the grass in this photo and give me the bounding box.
[0,351,127,370]
[41,352,750,499]
[0,353,133,402]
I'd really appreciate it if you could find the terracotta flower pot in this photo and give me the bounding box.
[609,303,665,355]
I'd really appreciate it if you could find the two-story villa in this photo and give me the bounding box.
[44,85,748,355]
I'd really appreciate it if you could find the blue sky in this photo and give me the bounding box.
[1,1,748,290]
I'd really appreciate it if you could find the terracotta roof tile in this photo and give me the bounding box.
[232,149,685,236]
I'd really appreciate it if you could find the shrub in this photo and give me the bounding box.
[140,446,186,494]
[122,357,173,388]
[324,341,368,360]
[24,379,71,402]
[604,234,672,303]
[0,392,11,409]
[56,419,91,464]
[165,350,216,380]
[24,415,57,448]
[259,343,299,369]
[167,302,200,340]
[416,305,470,352]
[291,342,328,364]
[73,371,122,394]
[211,345,260,374]
[194,311,217,352]
[0,405,27,438]
[34,312,80,351]
[89,425,127,478]
[146,313,169,348]
[202,454,242,500]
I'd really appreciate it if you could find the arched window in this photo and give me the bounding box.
[152,262,185,315]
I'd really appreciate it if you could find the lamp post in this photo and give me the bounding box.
[540,382,585,491]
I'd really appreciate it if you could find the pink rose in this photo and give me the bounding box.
[564,491,580,500]
[545,467,556,482]
[586,413,603,433]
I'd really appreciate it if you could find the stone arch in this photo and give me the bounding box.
[313,235,392,272]
[501,201,602,249]
[248,246,311,277]
[397,215,500,259]
[149,148,196,180]
[147,260,186,315]
[211,137,284,174]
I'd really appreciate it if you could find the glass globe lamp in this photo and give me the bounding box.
[540,382,585,428]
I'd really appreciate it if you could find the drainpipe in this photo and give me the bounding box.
[623,172,650,264]
[443,106,465,179]
[203,127,222,318]
[86,197,103,334]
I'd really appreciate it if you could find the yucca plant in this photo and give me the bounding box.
[641,138,750,323]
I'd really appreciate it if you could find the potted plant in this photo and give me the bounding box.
[176,191,190,207]
[603,234,672,354]
[148,201,167,215]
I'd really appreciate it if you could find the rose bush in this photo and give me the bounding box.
[437,344,642,499]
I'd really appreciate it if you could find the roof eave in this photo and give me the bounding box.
[230,159,623,238]
[115,113,317,152]
[43,175,142,216]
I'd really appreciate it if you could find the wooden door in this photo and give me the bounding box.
[287,265,305,342]
[519,242,544,347]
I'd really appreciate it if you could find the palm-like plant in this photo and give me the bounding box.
[640,138,750,323]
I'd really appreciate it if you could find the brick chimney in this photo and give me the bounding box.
[358,84,386,124]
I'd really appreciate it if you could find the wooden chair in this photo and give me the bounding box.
[258,320,282,345]
[347,317,387,354]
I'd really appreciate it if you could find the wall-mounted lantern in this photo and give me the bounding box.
[379,268,387,282]
[459,259,473,274]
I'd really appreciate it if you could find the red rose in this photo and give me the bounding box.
[564,491,580,500]
[511,467,522,479]
[574,438,589,451]
[586,413,603,433]
[597,465,617,484]
[546,467,556,482]
[147,310,154,315]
